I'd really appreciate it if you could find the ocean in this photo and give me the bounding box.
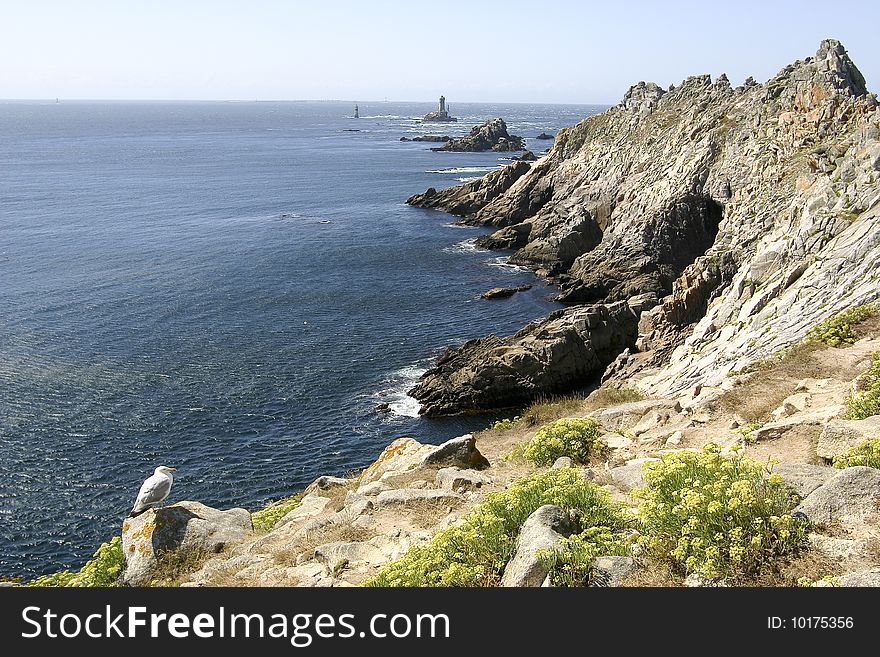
[0,100,605,578]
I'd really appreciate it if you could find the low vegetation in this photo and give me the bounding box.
[251,493,305,532]
[833,437,880,469]
[538,526,631,587]
[804,303,877,347]
[523,417,606,466]
[635,444,809,580]
[363,469,631,587]
[845,352,880,420]
[27,537,124,587]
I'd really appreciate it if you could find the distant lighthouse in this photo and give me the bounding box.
[354,104,359,119]
[439,95,446,115]
[422,95,457,123]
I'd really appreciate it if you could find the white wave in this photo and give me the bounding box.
[375,364,428,418]
[456,176,480,182]
[442,238,486,254]
[425,166,499,175]
[486,256,530,272]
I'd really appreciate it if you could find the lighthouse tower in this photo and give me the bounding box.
[439,95,446,116]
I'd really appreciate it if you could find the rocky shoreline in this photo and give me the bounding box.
[18,39,880,589]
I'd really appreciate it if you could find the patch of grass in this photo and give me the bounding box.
[251,493,305,532]
[518,395,588,428]
[733,422,764,445]
[523,418,606,466]
[27,537,124,588]
[845,352,880,420]
[804,304,877,347]
[363,469,631,587]
[833,437,880,469]
[586,387,645,407]
[491,416,521,431]
[635,444,809,580]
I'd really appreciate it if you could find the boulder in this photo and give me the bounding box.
[836,568,880,587]
[306,475,349,493]
[122,501,253,586]
[535,132,555,140]
[794,466,880,524]
[816,416,880,461]
[551,456,573,469]
[481,284,532,300]
[500,505,579,587]
[770,463,835,498]
[359,437,435,484]
[591,399,681,431]
[434,118,526,152]
[591,556,636,587]
[435,467,491,491]
[421,434,490,469]
[610,458,659,491]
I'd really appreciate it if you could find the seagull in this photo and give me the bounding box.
[129,466,177,517]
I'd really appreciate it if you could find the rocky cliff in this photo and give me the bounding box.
[408,39,880,413]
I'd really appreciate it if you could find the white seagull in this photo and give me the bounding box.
[129,466,177,517]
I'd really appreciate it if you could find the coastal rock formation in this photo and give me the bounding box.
[121,501,252,586]
[406,160,532,218]
[434,118,526,152]
[409,299,643,416]
[536,132,555,140]
[481,284,532,299]
[400,135,451,142]
[407,39,880,409]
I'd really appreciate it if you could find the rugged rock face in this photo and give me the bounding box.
[409,299,644,416]
[407,160,532,219]
[434,118,526,152]
[121,501,253,586]
[407,40,880,409]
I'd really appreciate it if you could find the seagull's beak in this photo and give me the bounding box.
[168,467,177,473]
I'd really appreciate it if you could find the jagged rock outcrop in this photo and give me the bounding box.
[407,160,532,219]
[407,39,880,407]
[434,118,526,152]
[121,501,253,586]
[409,299,644,416]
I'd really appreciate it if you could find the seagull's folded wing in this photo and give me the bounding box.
[132,474,172,511]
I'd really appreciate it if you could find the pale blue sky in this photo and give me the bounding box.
[0,0,877,103]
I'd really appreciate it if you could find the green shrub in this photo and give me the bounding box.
[636,444,808,579]
[537,526,631,587]
[845,352,880,420]
[363,469,631,587]
[491,416,521,431]
[833,437,880,469]
[251,493,304,532]
[805,304,877,347]
[523,418,606,466]
[28,537,124,587]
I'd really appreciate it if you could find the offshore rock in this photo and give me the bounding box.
[409,300,640,416]
[434,118,526,152]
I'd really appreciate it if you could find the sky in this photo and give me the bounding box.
[0,0,878,104]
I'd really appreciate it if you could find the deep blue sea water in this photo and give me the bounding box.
[0,100,604,578]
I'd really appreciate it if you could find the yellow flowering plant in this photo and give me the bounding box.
[635,444,808,579]
[522,417,606,466]
[833,436,880,469]
[363,469,631,587]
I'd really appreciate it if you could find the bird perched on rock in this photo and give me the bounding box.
[129,466,177,517]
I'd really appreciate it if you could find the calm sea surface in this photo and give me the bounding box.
[0,100,604,578]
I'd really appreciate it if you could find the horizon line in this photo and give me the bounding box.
[0,97,615,106]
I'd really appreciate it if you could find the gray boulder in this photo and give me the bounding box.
[591,399,681,431]
[501,505,579,587]
[610,458,659,491]
[435,467,491,491]
[816,416,880,461]
[770,463,836,498]
[836,568,880,587]
[122,501,253,586]
[794,466,880,524]
[591,556,636,587]
[421,434,490,469]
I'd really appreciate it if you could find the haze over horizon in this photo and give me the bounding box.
[1,0,878,104]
